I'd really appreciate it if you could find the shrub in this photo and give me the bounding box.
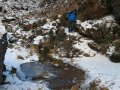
[29,44,39,56]
[63,36,74,51]
[59,13,68,27]
[10,67,17,74]
[115,40,120,51]
[88,42,108,54]
[22,24,33,31]
[32,22,39,29]
[112,25,120,39]
[89,79,101,90]
[93,24,112,44]
[22,19,47,31]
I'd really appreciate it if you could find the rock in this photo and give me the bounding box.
[101,0,120,24]
[88,42,108,54]
[0,33,8,84]
[111,0,120,24]
[110,54,120,63]
[88,42,101,52]
[0,7,2,12]
[77,0,120,22]
[0,20,8,84]
[83,53,90,57]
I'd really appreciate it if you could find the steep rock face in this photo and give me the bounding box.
[0,21,8,84]
[101,0,120,24]
[111,0,120,24]
[0,33,8,84]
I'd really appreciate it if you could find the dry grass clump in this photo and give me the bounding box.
[70,83,80,90]
[21,19,47,31]
[100,86,109,90]
[89,79,101,90]
[85,23,112,44]
[10,67,17,74]
[17,55,24,60]
[89,79,109,90]
[29,44,39,56]
[63,38,73,51]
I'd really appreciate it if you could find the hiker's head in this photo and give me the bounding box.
[68,9,77,15]
[72,9,77,14]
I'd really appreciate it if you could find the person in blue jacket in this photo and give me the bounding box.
[66,10,77,32]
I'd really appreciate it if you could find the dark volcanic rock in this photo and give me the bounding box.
[110,54,120,63]
[111,0,120,24]
[101,0,120,24]
[0,33,8,84]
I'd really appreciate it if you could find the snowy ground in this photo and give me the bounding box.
[0,15,120,90]
[55,16,120,90]
[0,45,49,90]
[63,38,120,90]
[0,19,50,90]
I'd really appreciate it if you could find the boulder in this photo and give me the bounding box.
[0,33,8,84]
[0,21,8,84]
[101,0,120,24]
[111,0,120,24]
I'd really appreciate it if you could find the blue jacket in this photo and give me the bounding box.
[66,11,77,22]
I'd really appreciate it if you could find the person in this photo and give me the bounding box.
[66,10,77,32]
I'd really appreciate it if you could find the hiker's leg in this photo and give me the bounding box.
[69,27,72,32]
[70,22,75,32]
[67,21,72,32]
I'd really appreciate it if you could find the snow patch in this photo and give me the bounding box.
[0,19,7,39]
[33,35,44,45]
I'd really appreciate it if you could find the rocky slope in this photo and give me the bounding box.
[0,0,78,17]
[0,0,120,90]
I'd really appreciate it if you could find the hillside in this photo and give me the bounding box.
[0,0,120,90]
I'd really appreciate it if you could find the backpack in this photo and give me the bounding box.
[66,11,77,22]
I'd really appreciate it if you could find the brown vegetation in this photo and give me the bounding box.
[17,55,24,60]
[77,0,109,20]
